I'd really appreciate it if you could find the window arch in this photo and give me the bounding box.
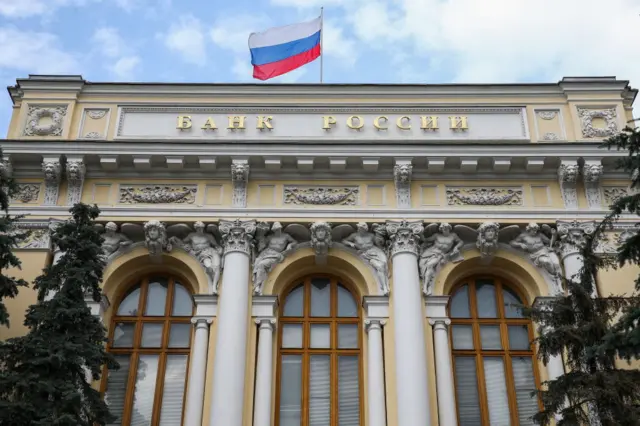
[102,275,194,426]
[449,277,541,426]
[276,276,363,426]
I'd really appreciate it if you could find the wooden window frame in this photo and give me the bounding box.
[448,276,543,426]
[274,275,364,426]
[101,275,194,426]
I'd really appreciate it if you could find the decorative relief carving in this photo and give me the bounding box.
[394,163,412,208]
[538,111,557,120]
[66,159,85,205]
[100,222,133,258]
[24,105,67,136]
[253,222,298,294]
[310,221,332,264]
[446,187,523,206]
[284,186,359,206]
[231,161,250,207]
[42,159,61,205]
[342,222,390,295]
[87,110,108,119]
[219,219,256,256]
[419,223,464,296]
[385,220,422,257]
[595,227,636,255]
[556,220,596,259]
[18,228,48,249]
[577,107,618,138]
[13,183,40,203]
[144,220,169,262]
[84,132,102,139]
[542,132,559,141]
[119,185,197,204]
[558,162,579,209]
[583,163,604,209]
[603,187,629,205]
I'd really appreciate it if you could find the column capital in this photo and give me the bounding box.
[219,219,256,255]
[428,317,451,330]
[364,318,387,332]
[254,318,277,330]
[191,316,213,327]
[385,220,423,257]
[556,220,596,258]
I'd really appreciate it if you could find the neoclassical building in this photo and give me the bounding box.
[0,74,638,426]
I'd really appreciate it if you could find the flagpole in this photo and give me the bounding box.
[320,6,324,84]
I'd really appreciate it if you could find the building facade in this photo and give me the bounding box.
[0,75,638,426]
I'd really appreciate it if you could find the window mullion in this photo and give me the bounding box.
[121,351,138,426]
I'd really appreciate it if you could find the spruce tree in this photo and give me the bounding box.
[0,149,28,327]
[0,203,116,426]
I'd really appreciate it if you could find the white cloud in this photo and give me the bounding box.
[161,15,206,66]
[0,0,101,18]
[321,22,357,66]
[0,27,78,73]
[210,15,270,54]
[92,27,130,58]
[110,55,140,79]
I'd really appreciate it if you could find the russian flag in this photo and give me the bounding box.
[249,16,322,81]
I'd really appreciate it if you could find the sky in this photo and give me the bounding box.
[0,0,639,137]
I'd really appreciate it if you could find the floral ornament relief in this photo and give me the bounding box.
[446,187,523,206]
[87,110,108,119]
[13,184,41,203]
[577,107,618,138]
[119,185,197,204]
[538,111,557,120]
[23,106,67,136]
[284,186,359,205]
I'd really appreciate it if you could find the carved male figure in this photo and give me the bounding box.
[102,222,132,258]
[342,222,390,295]
[181,222,223,294]
[144,220,168,259]
[419,223,464,295]
[253,222,297,294]
[310,221,332,258]
[477,222,500,258]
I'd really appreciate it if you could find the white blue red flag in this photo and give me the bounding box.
[249,16,322,81]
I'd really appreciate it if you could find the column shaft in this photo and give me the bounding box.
[253,320,276,426]
[210,251,251,426]
[184,319,211,426]
[430,320,457,426]
[366,320,387,426]
[392,251,431,426]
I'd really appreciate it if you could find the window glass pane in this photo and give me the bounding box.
[112,322,135,348]
[337,285,357,317]
[283,285,304,317]
[503,286,524,318]
[450,285,471,318]
[483,357,511,426]
[338,356,360,426]
[476,281,498,318]
[169,323,191,348]
[310,278,331,317]
[309,355,331,426]
[172,283,192,316]
[159,355,188,426]
[141,323,164,348]
[130,354,160,426]
[117,285,141,316]
[310,324,331,348]
[105,355,131,426]
[452,325,474,350]
[508,325,531,350]
[480,325,502,350]
[282,324,303,348]
[279,355,302,426]
[145,278,168,316]
[512,357,538,426]
[453,357,482,426]
[338,324,359,349]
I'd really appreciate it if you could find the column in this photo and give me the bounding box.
[209,219,256,426]
[365,319,387,426]
[557,221,598,297]
[386,221,431,426]
[184,317,212,426]
[253,319,276,426]
[426,296,457,426]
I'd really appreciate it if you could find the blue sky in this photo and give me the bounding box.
[1,0,639,137]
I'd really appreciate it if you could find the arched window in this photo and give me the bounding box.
[276,276,362,426]
[103,275,193,426]
[449,277,540,426]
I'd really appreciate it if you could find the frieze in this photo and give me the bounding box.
[603,187,629,206]
[119,184,197,204]
[84,132,102,139]
[542,132,559,141]
[284,186,359,206]
[446,187,523,206]
[23,105,67,136]
[538,111,557,120]
[87,109,108,120]
[12,183,41,203]
[577,107,618,139]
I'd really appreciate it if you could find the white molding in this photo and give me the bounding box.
[251,295,279,318]
[363,295,390,319]
[193,294,219,317]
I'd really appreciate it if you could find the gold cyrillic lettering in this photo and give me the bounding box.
[201,117,217,130]
[256,116,273,130]
[373,116,389,130]
[322,116,337,130]
[449,116,468,130]
[347,115,364,130]
[227,116,246,129]
[396,116,411,130]
[420,116,439,130]
[176,115,192,129]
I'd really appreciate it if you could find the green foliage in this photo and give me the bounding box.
[0,203,117,426]
[0,148,28,327]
